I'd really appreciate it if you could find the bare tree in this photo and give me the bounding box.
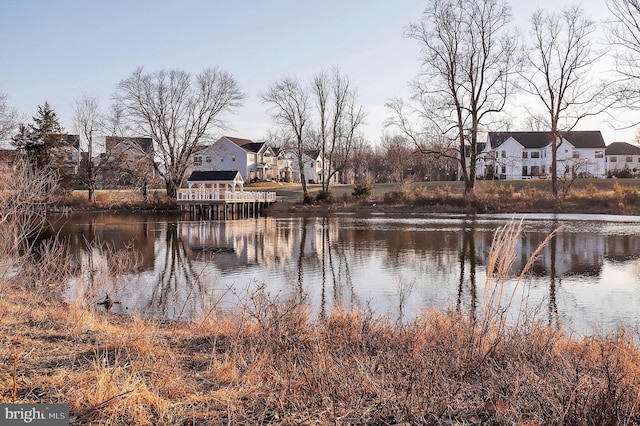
[607,0,640,114]
[262,77,311,201]
[312,68,365,193]
[114,67,245,198]
[0,92,19,146]
[0,158,58,283]
[346,135,373,184]
[74,93,103,202]
[523,6,601,197]
[388,0,518,195]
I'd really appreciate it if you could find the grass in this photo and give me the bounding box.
[2,275,640,424]
[37,177,640,216]
[258,178,640,216]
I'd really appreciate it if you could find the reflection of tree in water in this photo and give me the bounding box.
[456,220,562,328]
[457,224,477,320]
[309,217,357,319]
[548,232,560,328]
[148,222,203,318]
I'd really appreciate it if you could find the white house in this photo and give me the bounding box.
[605,141,640,176]
[275,148,334,184]
[193,136,277,182]
[479,131,606,179]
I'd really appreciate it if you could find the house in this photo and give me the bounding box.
[479,131,606,179]
[64,134,81,168]
[274,148,334,184]
[100,136,156,187]
[605,142,640,177]
[192,136,277,182]
[105,136,154,158]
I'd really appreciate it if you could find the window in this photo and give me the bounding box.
[531,165,540,176]
[610,157,617,163]
[522,152,528,159]
[531,152,540,159]
[205,156,212,163]
[232,155,236,162]
[501,165,506,174]
[627,157,633,163]
[522,166,528,176]
[194,156,202,166]
[595,151,603,158]
[573,151,580,158]
[501,150,506,158]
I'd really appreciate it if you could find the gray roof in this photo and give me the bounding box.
[187,170,241,182]
[605,142,640,156]
[105,136,154,154]
[225,136,265,153]
[488,131,606,149]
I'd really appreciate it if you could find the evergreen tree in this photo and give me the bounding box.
[12,102,74,184]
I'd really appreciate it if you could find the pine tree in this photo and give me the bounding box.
[12,102,74,183]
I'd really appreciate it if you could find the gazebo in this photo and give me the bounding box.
[181,170,244,201]
[177,170,276,219]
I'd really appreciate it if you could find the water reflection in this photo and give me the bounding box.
[42,213,640,333]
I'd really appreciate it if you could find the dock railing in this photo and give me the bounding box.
[177,189,276,203]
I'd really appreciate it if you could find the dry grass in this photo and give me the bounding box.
[50,189,175,211]
[2,280,640,425]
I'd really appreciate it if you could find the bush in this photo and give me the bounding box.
[614,182,640,205]
[314,189,334,203]
[351,183,372,199]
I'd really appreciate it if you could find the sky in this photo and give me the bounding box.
[0,0,635,146]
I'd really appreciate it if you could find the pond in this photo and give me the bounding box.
[40,212,640,334]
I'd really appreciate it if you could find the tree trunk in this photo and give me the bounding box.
[165,180,177,199]
[551,135,559,198]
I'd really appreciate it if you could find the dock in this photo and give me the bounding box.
[176,170,276,220]
[176,188,276,220]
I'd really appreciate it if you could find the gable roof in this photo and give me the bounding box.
[105,136,154,154]
[488,131,606,150]
[66,134,80,150]
[187,170,242,182]
[605,142,640,156]
[224,136,266,153]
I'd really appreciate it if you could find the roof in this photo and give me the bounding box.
[105,136,154,154]
[224,136,265,153]
[488,131,606,149]
[187,170,242,182]
[66,134,80,150]
[605,142,640,156]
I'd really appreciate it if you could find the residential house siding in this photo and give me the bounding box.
[605,142,640,176]
[481,131,606,179]
[192,136,277,182]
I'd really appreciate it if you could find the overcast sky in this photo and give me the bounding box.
[0,0,634,145]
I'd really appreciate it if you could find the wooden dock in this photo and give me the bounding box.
[176,189,276,220]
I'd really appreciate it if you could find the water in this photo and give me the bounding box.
[41,212,640,334]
